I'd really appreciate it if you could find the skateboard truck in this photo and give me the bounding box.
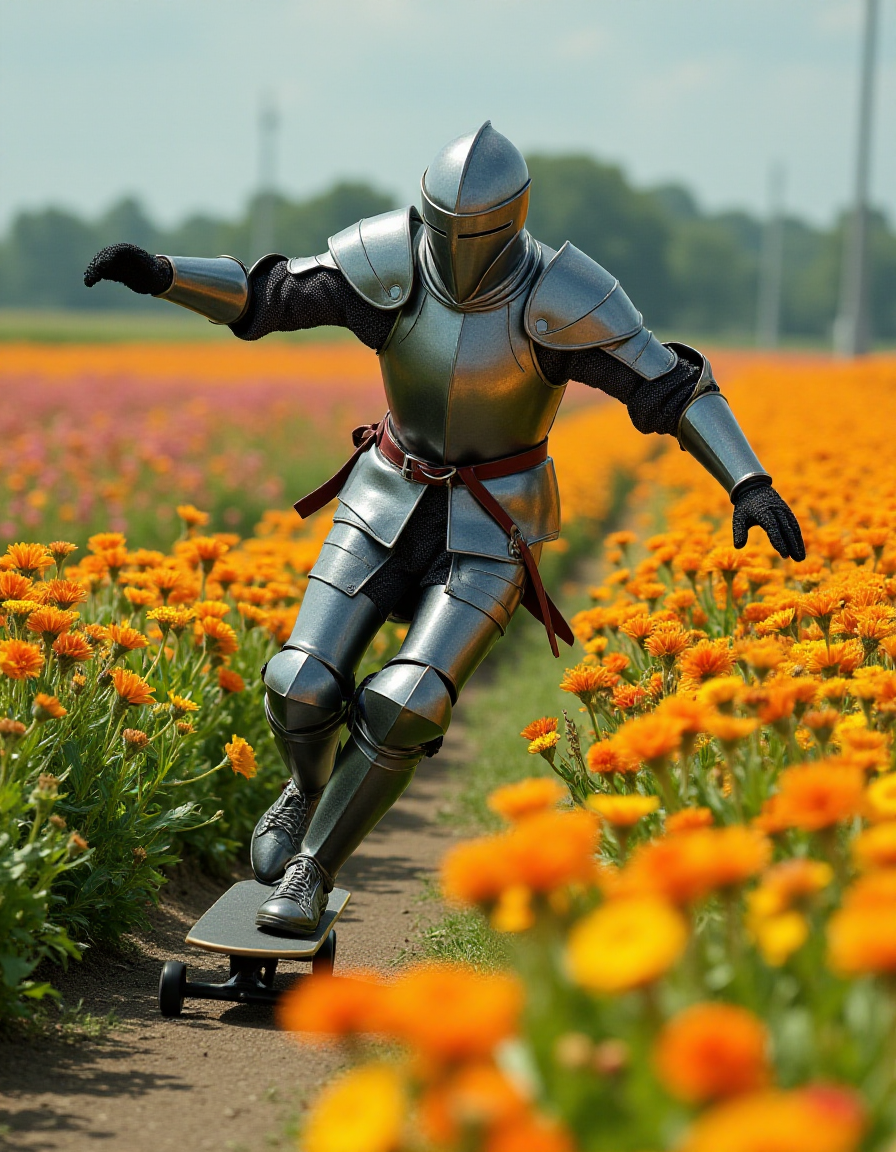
[158,880,350,1018]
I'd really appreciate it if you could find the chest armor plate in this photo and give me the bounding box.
[378,280,566,466]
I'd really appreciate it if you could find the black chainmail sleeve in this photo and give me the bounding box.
[230,260,396,351]
[535,342,711,437]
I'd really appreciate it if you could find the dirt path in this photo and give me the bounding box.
[0,722,470,1152]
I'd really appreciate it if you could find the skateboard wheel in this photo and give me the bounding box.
[312,930,336,976]
[159,960,187,1017]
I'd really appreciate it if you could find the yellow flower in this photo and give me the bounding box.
[168,692,199,719]
[566,896,688,993]
[303,1063,405,1152]
[587,794,660,827]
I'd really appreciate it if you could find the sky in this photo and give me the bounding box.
[0,0,894,233]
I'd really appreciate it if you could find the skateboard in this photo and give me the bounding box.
[158,879,351,1017]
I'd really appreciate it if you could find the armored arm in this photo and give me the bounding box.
[526,242,804,559]
[84,243,249,323]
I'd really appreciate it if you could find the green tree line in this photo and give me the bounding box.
[1,155,894,343]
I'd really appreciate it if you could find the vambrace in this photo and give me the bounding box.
[155,255,250,324]
[675,346,771,500]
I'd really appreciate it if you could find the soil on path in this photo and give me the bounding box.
[0,724,470,1152]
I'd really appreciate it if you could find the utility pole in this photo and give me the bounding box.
[833,0,880,357]
[756,163,785,348]
[250,95,279,261]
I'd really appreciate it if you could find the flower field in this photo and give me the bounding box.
[6,339,896,1149]
[277,353,896,1152]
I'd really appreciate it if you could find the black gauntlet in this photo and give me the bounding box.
[732,480,805,561]
[84,243,173,295]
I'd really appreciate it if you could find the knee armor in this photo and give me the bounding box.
[264,647,348,735]
[355,662,452,762]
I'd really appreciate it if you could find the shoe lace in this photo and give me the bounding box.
[257,784,312,841]
[278,859,319,903]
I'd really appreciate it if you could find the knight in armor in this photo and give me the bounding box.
[84,123,804,935]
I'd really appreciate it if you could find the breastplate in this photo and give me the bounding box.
[378,277,566,466]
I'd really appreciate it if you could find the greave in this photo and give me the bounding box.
[298,728,421,886]
[264,696,345,795]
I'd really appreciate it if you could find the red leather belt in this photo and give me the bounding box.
[294,415,573,657]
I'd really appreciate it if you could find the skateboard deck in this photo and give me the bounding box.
[185,879,351,959]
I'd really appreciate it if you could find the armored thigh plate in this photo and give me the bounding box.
[393,582,511,697]
[282,577,385,677]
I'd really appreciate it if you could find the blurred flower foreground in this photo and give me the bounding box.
[277,354,896,1152]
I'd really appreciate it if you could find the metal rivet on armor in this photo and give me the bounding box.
[389,285,402,300]
[346,583,355,592]
[535,318,548,334]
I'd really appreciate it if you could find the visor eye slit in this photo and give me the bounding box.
[457,221,513,240]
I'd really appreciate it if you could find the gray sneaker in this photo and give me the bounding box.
[250,781,321,884]
[255,856,329,936]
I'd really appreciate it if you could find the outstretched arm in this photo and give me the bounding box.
[536,342,805,561]
[83,244,394,350]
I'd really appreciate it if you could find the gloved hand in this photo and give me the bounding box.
[732,481,805,561]
[83,243,172,295]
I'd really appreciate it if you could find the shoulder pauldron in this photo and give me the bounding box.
[525,242,676,379]
[318,206,421,310]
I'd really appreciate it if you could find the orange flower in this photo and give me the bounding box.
[613,713,682,768]
[645,624,691,662]
[277,969,389,1037]
[42,578,89,610]
[383,964,523,1062]
[87,531,127,554]
[418,1062,524,1147]
[679,640,735,686]
[176,503,210,528]
[200,616,239,657]
[218,667,245,694]
[26,605,78,643]
[665,806,714,835]
[225,735,257,779]
[48,541,78,567]
[0,639,44,680]
[0,571,33,601]
[31,693,67,722]
[110,668,156,707]
[620,826,771,905]
[5,542,53,578]
[485,1111,576,1152]
[520,716,558,742]
[182,535,230,572]
[654,1002,770,1103]
[774,760,866,831]
[441,810,599,905]
[587,738,639,776]
[487,778,566,822]
[567,896,688,993]
[679,1086,866,1152]
[559,663,618,704]
[107,623,148,654]
[52,631,94,671]
[148,567,184,603]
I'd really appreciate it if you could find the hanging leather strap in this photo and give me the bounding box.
[293,414,574,656]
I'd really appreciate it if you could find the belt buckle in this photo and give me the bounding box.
[418,464,456,485]
[400,453,415,481]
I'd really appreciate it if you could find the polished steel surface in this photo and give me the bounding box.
[307,519,393,597]
[328,207,421,309]
[286,251,338,277]
[359,663,452,749]
[156,255,249,324]
[446,460,560,557]
[525,242,677,379]
[263,648,345,732]
[283,576,384,675]
[420,122,531,305]
[380,269,564,463]
[335,447,427,548]
[394,584,506,696]
[678,393,771,496]
[443,552,527,632]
